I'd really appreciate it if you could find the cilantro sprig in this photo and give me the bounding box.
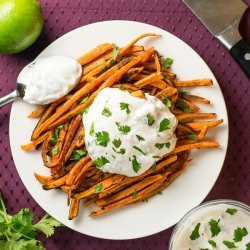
[70,149,87,161]
[146,114,155,126]
[159,118,170,132]
[120,102,130,114]
[0,192,62,249]
[209,219,221,237]
[133,146,145,155]
[223,241,237,249]
[233,227,248,242]
[49,125,63,144]
[131,155,141,173]
[94,156,110,168]
[155,142,170,149]
[162,57,173,68]
[116,122,131,134]
[102,106,112,117]
[226,208,238,215]
[95,131,110,147]
[190,222,201,240]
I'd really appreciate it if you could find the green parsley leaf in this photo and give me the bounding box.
[94,184,104,194]
[233,227,248,242]
[103,65,108,72]
[102,106,112,117]
[77,106,89,114]
[80,96,89,104]
[112,147,126,155]
[132,191,138,199]
[70,149,87,161]
[112,47,119,61]
[133,146,145,155]
[180,100,192,113]
[34,214,62,237]
[95,131,110,147]
[246,242,250,250]
[112,138,121,148]
[120,102,130,114]
[0,192,61,249]
[51,145,59,156]
[136,135,145,141]
[226,208,238,215]
[163,57,174,68]
[155,142,171,149]
[208,239,217,247]
[151,162,157,171]
[162,93,173,109]
[146,114,155,126]
[49,125,63,144]
[179,91,189,98]
[89,122,94,136]
[223,241,237,249]
[110,58,116,66]
[132,155,141,173]
[94,156,110,168]
[186,134,198,141]
[209,219,221,237]
[159,118,170,132]
[190,222,201,240]
[116,122,131,134]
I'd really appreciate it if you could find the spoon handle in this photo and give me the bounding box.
[0,90,19,107]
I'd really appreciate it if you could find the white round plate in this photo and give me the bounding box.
[9,21,228,240]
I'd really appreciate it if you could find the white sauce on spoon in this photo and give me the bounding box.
[17,56,82,105]
[83,88,177,177]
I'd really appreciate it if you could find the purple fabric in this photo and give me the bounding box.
[0,0,249,249]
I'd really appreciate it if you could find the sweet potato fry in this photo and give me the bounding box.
[130,90,145,98]
[176,78,213,87]
[34,173,52,185]
[176,113,216,121]
[78,43,115,65]
[187,119,223,131]
[134,72,163,88]
[182,94,210,105]
[42,174,68,190]
[28,105,48,118]
[68,198,80,220]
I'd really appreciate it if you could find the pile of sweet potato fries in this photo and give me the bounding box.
[22,33,222,220]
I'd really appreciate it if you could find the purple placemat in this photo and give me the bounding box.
[0,0,249,249]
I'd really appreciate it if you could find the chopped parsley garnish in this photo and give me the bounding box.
[95,131,110,147]
[112,138,121,148]
[112,147,126,155]
[103,65,108,72]
[208,239,217,247]
[70,149,87,161]
[246,242,250,250]
[89,122,95,136]
[155,142,170,149]
[223,241,237,249]
[233,227,248,242]
[159,118,170,132]
[136,135,145,141]
[133,146,145,155]
[116,122,131,134]
[112,47,119,61]
[186,134,198,141]
[132,191,138,199]
[51,145,59,156]
[151,162,157,171]
[112,155,116,159]
[77,106,89,114]
[120,102,130,114]
[163,57,174,68]
[94,184,104,193]
[80,96,89,104]
[179,91,189,97]
[180,100,192,113]
[153,156,161,159]
[190,222,201,240]
[209,219,221,237]
[226,208,238,215]
[94,156,110,168]
[50,125,63,144]
[102,106,112,117]
[132,155,141,173]
[110,59,116,66]
[162,93,173,109]
[146,114,155,126]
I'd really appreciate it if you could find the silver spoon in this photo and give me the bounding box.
[0,56,82,107]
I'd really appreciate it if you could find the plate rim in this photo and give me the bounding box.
[9,20,229,240]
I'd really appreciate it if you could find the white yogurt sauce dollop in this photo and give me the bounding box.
[172,203,250,250]
[17,56,82,105]
[83,88,177,177]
